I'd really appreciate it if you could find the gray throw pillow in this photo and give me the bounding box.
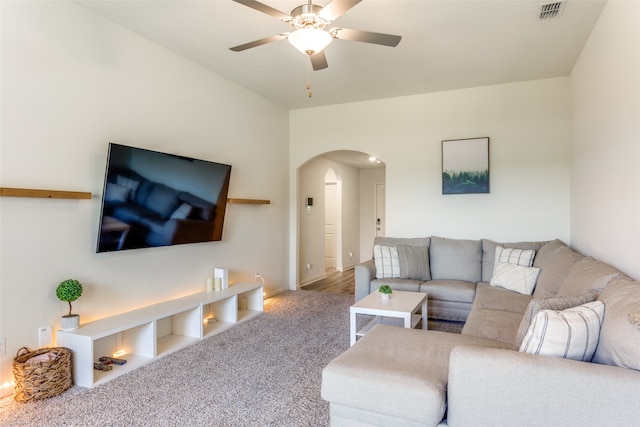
[513,290,599,350]
[397,245,431,281]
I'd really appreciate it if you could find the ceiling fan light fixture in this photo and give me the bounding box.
[288,28,332,55]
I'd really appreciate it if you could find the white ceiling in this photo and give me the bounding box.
[77,0,606,111]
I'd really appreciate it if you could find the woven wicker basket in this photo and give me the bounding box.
[13,347,72,402]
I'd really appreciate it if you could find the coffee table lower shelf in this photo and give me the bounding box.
[355,313,423,339]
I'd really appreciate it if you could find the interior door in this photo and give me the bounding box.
[325,183,337,270]
[375,183,386,237]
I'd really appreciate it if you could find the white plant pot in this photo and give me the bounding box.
[380,293,390,301]
[61,314,80,331]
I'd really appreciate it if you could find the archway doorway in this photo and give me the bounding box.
[296,150,385,291]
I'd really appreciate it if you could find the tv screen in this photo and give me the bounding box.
[96,143,231,253]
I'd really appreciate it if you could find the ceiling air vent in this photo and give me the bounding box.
[537,1,565,20]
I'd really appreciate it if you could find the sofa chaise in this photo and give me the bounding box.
[322,236,640,426]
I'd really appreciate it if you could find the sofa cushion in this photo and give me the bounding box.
[490,262,540,295]
[472,283,533,313]
[144,184,181,219]
[321,326,510,426]
[112,204,157,224]
[462,308,525,345]
[420,279,476,303]
[593,278,640,370]
[397,245,431,281]
[556,257,620,297]
[532,246,584,299]
[373,245,400,278]
[430,236,481,283]
[514,290,599,351]
[519,301,604,362]
[481,239,546,282]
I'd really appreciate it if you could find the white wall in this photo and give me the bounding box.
[290,78,572,283]
[0,1,289,392]
[297,156,360,286]
[570,0,640,279]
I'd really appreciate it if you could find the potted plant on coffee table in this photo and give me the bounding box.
[56,279,83,331]
[378,284,393,301]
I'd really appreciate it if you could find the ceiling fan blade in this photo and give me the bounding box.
[232,0,292,22]
[310,51,328,71]
[332,28,401,47]
[318,0,362,21]
[229,34,288,52]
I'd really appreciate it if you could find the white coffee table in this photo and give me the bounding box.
[350,290,428,346]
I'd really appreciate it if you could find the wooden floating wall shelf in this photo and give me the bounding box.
[0,188,269,205]
[227,198,270,205]
[0,187,92,200]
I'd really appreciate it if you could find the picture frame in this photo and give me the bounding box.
[442,137,490,194]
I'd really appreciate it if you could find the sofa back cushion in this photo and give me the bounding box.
[430,236,481,283]
[532,239,566,270]
[372,237,430,252]
[481,239,546,282]
[593,278,640,370]
[144,184,181,219]
[556,257,620,297]
[532,246,584,299]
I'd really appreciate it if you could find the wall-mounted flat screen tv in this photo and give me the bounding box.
[96,143,231,253]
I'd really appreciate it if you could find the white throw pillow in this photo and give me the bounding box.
[495,246,535,267]
[519,301,605,362]
[490,262,540,295]
[374,245,400,279]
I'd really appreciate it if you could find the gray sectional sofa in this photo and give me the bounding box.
[322,236,640,426]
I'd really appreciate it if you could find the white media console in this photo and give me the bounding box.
[57,282,263,388]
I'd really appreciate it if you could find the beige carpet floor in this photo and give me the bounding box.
[0,290,463,426]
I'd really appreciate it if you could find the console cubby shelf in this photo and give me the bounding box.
[57,282,263,388]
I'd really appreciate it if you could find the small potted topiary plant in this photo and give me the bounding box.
[56,279,83,331]
[378,284,393,300]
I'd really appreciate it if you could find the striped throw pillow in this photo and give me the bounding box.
[374,245,400,279]
[495,246,535,267]
[519,300,605,361]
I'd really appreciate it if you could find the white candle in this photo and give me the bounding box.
[214,277,222,292]
[206,277,214,292]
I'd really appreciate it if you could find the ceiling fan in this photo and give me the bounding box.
[229,0,402,70]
